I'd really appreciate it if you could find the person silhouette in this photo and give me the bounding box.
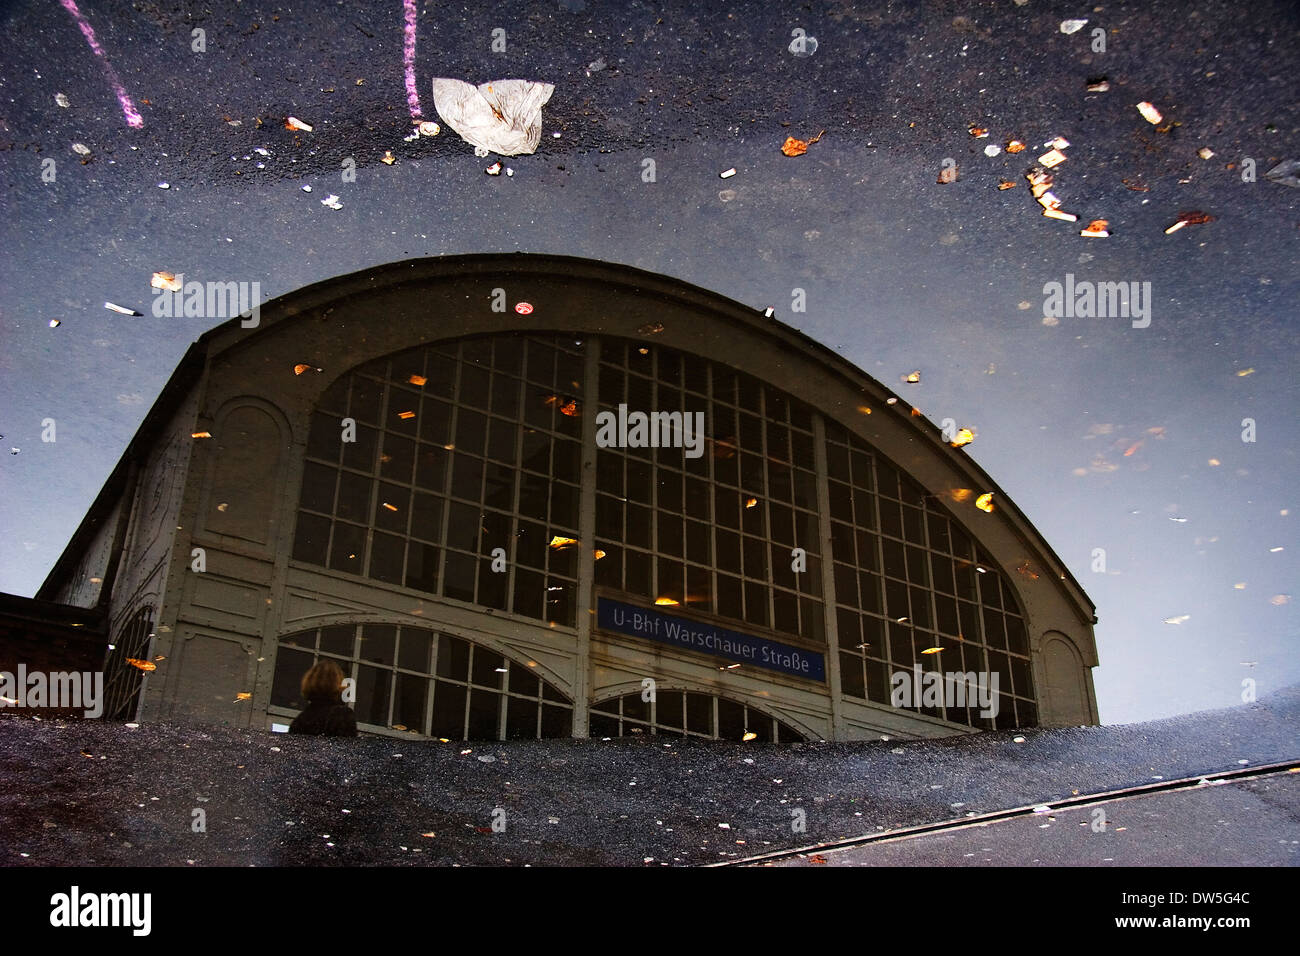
[288,660,358,736]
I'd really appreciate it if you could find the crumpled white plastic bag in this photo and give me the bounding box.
[431,78,554,156]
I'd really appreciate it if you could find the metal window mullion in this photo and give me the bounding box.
[812,412,843,738]
[570,336,602,737]
[506,368,524,612]
[435,346,464,597]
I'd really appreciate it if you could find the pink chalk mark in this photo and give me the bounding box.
[403,0,422,120]
[59,0,144,129]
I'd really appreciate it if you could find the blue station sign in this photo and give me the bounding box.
[596,597,826,682]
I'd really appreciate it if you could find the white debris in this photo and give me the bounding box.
[254,147,270,156]
[1198,146,1215,160]
[1059,19,1088,34]
[320,194,343,210]
[71,143,91,156]
[301,185,312,192]
[984,144,1001,157]
[719,167,737,179]
[157,182,170,189]
[104,302,140,315]
[1136,101,1163,125]
[418,120,440,137]
[485,162,502,175]
[55,93,70,108]
[431,78,554,156]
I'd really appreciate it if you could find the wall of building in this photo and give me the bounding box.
[117,257,1097,737]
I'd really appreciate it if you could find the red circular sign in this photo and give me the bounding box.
[515,301,534,315]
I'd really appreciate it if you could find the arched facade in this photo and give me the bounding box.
[38,255,1100,739]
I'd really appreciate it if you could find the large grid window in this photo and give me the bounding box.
[288,331,1041,733]
[826,422,1037,729]
[292,335,585,627]
[589,690,804,742]
[592,341,824,642]
[102,606,154,721]
[270,624,572,739]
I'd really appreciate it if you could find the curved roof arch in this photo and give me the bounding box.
[42,253,1094,627]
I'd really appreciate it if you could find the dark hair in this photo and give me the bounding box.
[301,659,345,702]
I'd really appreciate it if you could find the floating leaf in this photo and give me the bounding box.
[975,492,995,513]
[1135,102,1163,125]
[234,691,252,700]
[781,130,824,157]
[949,428,976,448]
[151,271,182,292]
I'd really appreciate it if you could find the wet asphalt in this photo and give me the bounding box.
[1,684,1295,866]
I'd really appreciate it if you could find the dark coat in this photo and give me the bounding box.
[288,695,358,737]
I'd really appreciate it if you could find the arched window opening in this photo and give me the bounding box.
[102,606,155,721]
[270,624,572,740]
[589,689,805,742]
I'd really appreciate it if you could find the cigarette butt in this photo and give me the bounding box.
[1164,219,1187,234]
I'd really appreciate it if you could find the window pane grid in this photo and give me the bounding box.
[292,334,585,627]
[589,691,804,742]
[828,430,1037,728]
[271,626,572,740]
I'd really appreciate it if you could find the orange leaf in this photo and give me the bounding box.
[781,130,824,157]
[126,658,157,672]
